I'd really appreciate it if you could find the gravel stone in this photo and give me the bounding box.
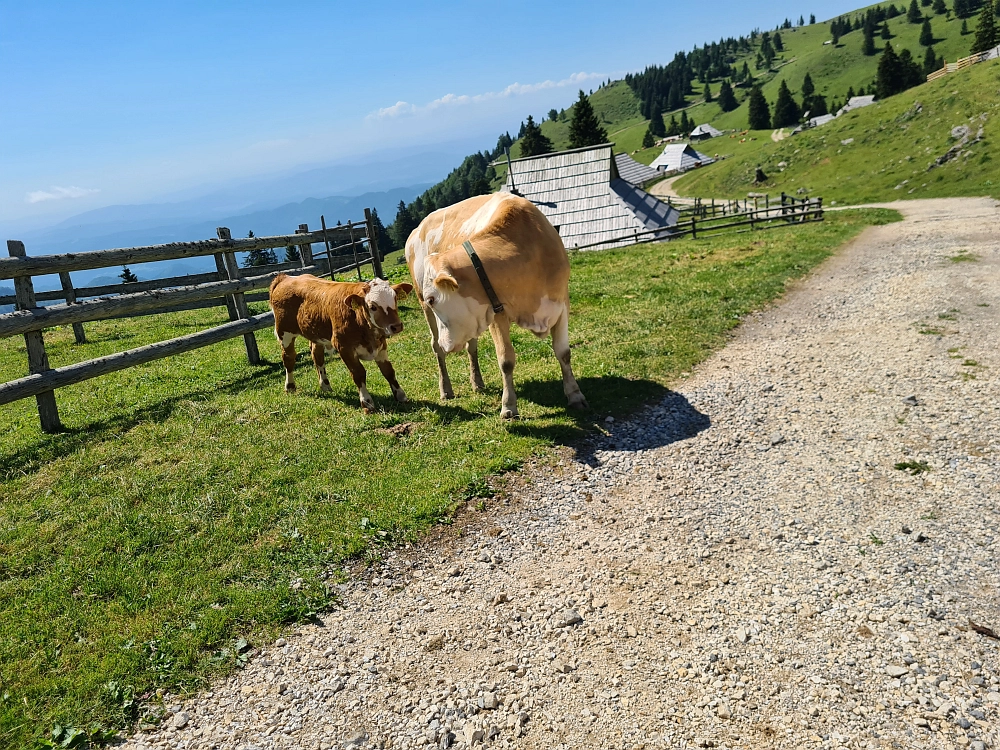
[117,198,1000,749]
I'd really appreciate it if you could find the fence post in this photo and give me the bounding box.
[213,238,240,323]
[691,217,697,240]
[296,224,314,268]
[216,227,260,365]
[364,208,385,279]
[7,240,62,433]
[58,271,87,344]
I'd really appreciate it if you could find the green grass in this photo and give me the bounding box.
[0,209,898,747]
[675,58,1000,204]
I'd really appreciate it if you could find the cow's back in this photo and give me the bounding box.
[270,274,368,342]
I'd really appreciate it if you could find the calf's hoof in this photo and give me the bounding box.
[568,394,589,410]
[471,376,485,393]
[361,398,376,412]
[500,407,519,420]
[319,382,331,393]
[285,384,296,394]
[394,389,409,403]
[440,390,455,401]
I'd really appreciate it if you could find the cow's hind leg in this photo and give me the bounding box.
[375,348,408,403]
[277,330,298,393]
[466,337,485,392]
[488,315,518,419]
[422,303,454,400]
[339,348,375,411]
[551,310,588,410]
[310,342,331,392]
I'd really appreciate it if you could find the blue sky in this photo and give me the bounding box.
[1,0,858,228]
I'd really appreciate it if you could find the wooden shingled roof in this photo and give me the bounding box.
[502,145,679,250]
[613,152,662,188]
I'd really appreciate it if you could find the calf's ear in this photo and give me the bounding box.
[433,273,459,291]
[392,282,414,300]
[345,294,366,310]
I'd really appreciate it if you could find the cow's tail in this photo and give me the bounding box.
[269,273,288,295]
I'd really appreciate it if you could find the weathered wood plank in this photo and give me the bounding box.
[365,208,385,279]
[7,241,61,432]
[0,313,275,407]
[58,271,87,344]
[217,228,260,364]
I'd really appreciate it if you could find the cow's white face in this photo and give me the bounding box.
[423,269,490,353]
[354,278,412,337]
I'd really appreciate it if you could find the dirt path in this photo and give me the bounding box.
[127,199,1000,750]
[648,175,684,199]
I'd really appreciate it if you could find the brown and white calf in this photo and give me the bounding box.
[405,193,587,419]
[268,274,413,410]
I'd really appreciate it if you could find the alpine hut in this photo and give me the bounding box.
[649,143,715,174]
[501,144,679,250]
[613,152,662,188]
[689,123,723,141]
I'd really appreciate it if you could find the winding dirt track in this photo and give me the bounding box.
[126,199,1000,750]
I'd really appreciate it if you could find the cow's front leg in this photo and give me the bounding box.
[489,315,518,419]
[422,303,454,400]
[339,348,374,411]
[466,337,485,392]
[277,331,297,393]
[310,341,331,392]
[375,348,407,403]
[551,310,588,409]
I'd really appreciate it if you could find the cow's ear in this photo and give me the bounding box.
[345,294,366,311]
[392,282,414,300]
[433,273,459,291]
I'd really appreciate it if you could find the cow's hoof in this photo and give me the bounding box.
[500,407,519,420]
[361,400,376,412]
[440,391,455,401]
[285,384,296,394]
[568,394,589,410]
[319,382,331,393]
[471,377,485,392]
[394,389,408,403]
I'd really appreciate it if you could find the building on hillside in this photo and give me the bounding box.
[649,143,715,174]
[613,152,662,188]
[689,123,723,141]
[836,95,875,117]
[793,113,837,133]
[500,144,680,250]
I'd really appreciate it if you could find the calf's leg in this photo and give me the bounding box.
[466,338,485,392]
[277,330,298,393]
[338,348,375,411]
[375,348,408,403]
[422,303,454,400]
[310,342,331,392]
[551,310,588,409]
[488,315,518,419]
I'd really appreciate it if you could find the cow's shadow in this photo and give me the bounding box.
[508,375,711,463]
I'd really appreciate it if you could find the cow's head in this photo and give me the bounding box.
[421,255,492,353]
[347,278,412,336]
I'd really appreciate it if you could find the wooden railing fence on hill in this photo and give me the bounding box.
[574,193,823,251]
[927,44,1000,82]
[1,210,384,433]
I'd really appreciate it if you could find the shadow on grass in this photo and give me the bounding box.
[512,375,711,464]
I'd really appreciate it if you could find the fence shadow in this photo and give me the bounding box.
[508,375,711,462]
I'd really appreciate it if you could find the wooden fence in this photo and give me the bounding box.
[573,193,823,251]
[1,210,384,433]
[927,44,1000,82]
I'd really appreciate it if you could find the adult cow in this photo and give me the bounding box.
[405,193,587,419]
[269,274,412,410]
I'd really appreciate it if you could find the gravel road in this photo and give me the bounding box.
[126,198,1000,750]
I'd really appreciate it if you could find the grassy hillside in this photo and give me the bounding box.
[0,210,897,747]
[674,57,1000,203]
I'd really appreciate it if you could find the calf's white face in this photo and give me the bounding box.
[357,278,412,337]
[423,268,490,353]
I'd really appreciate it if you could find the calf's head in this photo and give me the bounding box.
[347,278,412,336]
[421,256,492,353]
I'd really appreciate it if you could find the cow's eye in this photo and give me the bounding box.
[426,296,435,306]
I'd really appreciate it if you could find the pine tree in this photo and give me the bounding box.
[899,48,926,88]
[773,32,784,51]
[799,15,805,26]
[923,44,941,73]
[971,0,999,52]
[771,80,800,127]
[519,115,554,157]
[961,19,970,34]
[649,104,666,137]
[932,0,947,12]
[119,266,138,284]
[907,0,923,22]
[568,90,609,148]
[666,115,680,137]
[882,20,893,38]
[642,127,655,148]
[284,245,301,263]
[876,42,904,97]
[809,95,829,116]
[810,13,816,24]
[747,85,771,129]
[954,0,970,19]
[703,83,713,103]
[863,22,877,54]
[679,110,692,135]
[920,18,934,44]
[717,80,739,112]
[547,109,559,122]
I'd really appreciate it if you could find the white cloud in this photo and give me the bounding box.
[26,185,100,204]
[370,72,606,119]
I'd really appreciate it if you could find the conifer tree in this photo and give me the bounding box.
[120,266,138,284]
[771,80,800,127]
[649,104,666,137]
[717,80,739,112]
[642,127,655,148]
[284,244,301,263]
[876,42,904,98]
[923,44,941,73]
[863,22,877,54]
[666,114,680,137]
[846,85,856,100]
[548,109,559,122]
[971,0,999,52]
[961,19,969,34]
[568,90,608,148]
[882,20,893,38]
[773,32,784,51]
[747,85,771,129]
[907,0,923,22]
[932,0,946,12]
[920,18,934,44]
[518,115,554,157]
[703,83,713,103]
[679,110,691,135]
[810,13,816,24]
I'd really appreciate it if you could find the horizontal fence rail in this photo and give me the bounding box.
[3,211,385,432]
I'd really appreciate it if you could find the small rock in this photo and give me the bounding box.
[769,433,785,446]
[735,627,749,644]
[902,395,918,406]
[342,731,367,748]
[551,608,583,628]
[275,638,287,647]
[986,691,1000,703]
[171,712,189,729]
[717,702,732,719]
[911,530,928,542]
[425,634,445,651]
[886,665,909,678]
[483,691,500,709]
[841,138,854,145]
[605,416,615,423]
